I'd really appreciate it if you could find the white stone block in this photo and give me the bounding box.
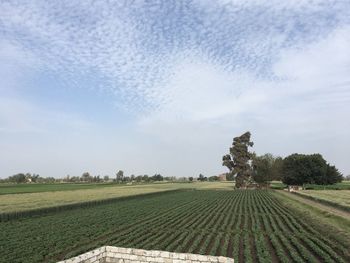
[151,251,161,257]
[160,251,170,258]
[187,254,198,261]
[108,246,120,253]
[129,254,138,260]
[197,255,208,262]
[134,249,147,256]
[207,256,219,262]
[218,257,229,263]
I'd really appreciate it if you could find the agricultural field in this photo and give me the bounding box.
[0,189,348,263]
[0,182,118,195]
[0,182,232,213]
[296,190,350,212]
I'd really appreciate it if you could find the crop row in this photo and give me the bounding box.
[0,190,349,263]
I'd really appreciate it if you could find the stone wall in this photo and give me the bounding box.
[58,246,234,263]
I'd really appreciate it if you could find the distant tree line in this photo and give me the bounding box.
[0,173,57,184]
[223,131,343,188]
[0,171,187,184]
[196,173,220,182]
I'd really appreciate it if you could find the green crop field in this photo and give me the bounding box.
[0,182,232,213]
[0,182,119,195]
[0,190,348,263]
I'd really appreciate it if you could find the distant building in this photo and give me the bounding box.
[287,185,303,192]
[218,173,227,181]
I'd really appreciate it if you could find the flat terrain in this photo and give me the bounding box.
[278,190,350,220]
[1,189,348,263]
[0,182,232,213]
[297,190,350,209]
[0,182,118,195]
[304,182,350,190]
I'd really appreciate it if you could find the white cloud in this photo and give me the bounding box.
[274,26,350,90]
[0,0,350,177]
[0,97,92,134]
[137,25,350,175]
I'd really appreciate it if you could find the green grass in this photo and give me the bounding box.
[274,190,350,246]
[269,181,350,190]
[0,182,233,213]
[295,190,350,212]
[304,181,350,190]
[270,181,286,189]
[0,182,118,195]
[0,190,348,263]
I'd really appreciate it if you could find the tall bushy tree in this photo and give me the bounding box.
[252,154,274,186]
[282,153,342,186]
[252,153,284,186]
[8,173,26,183]
[222,131,254,188]
[116,170,124,183]
[325,165,343,184]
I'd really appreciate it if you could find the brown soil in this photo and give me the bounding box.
[249,234,258,262]
[226,237,233,257]
[238,236,244,263]
[263,234,279,263]
[204,235,216,255]
[192,234,207,254]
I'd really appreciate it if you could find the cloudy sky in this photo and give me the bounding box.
[1,0,349,178]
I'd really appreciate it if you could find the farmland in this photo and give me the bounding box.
[0,182,231,213]
[0,182,118,195]
[295,190,350,212]
[1,189,349,263]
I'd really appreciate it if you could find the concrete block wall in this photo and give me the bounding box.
[58,246,234,263]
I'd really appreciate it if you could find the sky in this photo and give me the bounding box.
[0,0,350,178]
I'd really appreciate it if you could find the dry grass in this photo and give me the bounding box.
[0,182,233,213]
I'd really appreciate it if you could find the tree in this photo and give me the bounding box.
[282,153,342,186]
[222,131,254,188]
[189,177,194,182]
[252,153,283,187]
[252,154,272,186]
[103,175,110,181]
[151,174,163,181]
[31,174,40,183]
[325,165,343,184]
[81,172,92,182]
[8,173,26,183]
[142,175,150,182]
[116,170,124,183]
[226,173,234,181]
[135,175,143,182]
[271,157,284,181]
[208,176,219,181]
[198,174,207,181]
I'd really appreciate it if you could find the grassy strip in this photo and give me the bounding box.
[0,189,182,222]
[293,191,350,213]
[0,182,120,195]
[273,190,350,254]
[304,182,350,190]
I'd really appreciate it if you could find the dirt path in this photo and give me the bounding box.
[277,190,350,220]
